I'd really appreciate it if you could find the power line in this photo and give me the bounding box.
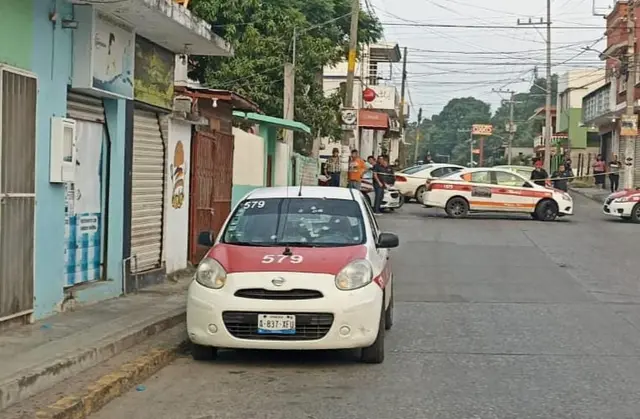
[380,22,603,29]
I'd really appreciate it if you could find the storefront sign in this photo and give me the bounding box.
[358,109,388,129]
[340,108,357,130]
[72,7,135,99]
[620,115,638,136]
[134,36,176,109]
[472,124,493,136]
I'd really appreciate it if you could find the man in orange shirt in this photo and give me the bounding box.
[347,149,366,190]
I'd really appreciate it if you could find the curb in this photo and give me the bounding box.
[0,309,185,411]
[35,340,189,419]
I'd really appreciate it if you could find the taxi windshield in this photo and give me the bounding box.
[222,198,366,247]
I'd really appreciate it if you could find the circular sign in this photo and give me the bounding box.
[363,88,376,102]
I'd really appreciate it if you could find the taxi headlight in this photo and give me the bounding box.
[335,259,373,290]
[615,197,631,203]
[562,192,572,201]
[195,257,227,289]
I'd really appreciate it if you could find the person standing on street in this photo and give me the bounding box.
[592,154,606,190]
[324,148,341,187]
[372,156,393,214]
[551,164,572,192]
[609,154,622,193]
[347,149,366,190]
[530,160,549,187]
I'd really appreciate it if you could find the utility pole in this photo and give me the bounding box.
[339,0,360,187]
[492,88,517,164]
[517,3,552,173]
[623,0,636,189]
[413,108,423,163]
[398,47,408,167]
[283,29,296,153]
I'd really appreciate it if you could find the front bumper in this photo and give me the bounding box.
[603,200,634,218]
[187,272,383,350]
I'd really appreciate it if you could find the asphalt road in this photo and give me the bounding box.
[92,194,640,419]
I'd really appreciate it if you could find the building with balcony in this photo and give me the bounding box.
[593,0,640,186]
[555,69,604,163]
[0,0,232,324]
[321,42,404,162]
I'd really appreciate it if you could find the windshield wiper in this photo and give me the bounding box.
[226,242,273,247]
[274,242,317,248]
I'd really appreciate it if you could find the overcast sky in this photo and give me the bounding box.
[368,0,612,120]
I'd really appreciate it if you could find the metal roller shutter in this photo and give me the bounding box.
[131,109,165,272]
[67,92,105,123]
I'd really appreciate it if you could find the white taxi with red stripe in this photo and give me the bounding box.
[603,189,640,222]
[422,167,573,221]
[187,186,399,364]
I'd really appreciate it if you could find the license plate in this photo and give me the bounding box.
[257,314,296,334]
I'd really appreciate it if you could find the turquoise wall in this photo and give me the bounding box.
[31,0,127,319]
[0,1,34,70]
[232,185,262,208]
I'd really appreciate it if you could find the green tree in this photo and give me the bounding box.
[487,75,559,164]
[188,0,382,152]
[421,97,492,165]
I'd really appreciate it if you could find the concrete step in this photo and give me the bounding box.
[0,280,189,411]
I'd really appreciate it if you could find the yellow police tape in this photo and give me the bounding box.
[364,168,631,185]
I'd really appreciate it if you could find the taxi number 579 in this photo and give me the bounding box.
[262,255,303,264]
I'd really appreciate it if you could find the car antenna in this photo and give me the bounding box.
[282,183,294,256]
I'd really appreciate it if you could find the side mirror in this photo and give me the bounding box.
[376,232,399,249]
[197,231,215,247]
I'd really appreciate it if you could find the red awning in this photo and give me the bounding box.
[358,109,388,129]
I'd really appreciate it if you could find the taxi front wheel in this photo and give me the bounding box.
[361,304,385,364]
[191,342,218,361]
[534,199,558,221]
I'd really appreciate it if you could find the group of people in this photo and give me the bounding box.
[529,154,623,193]
[592,154,622,192]
[323,147,395,213]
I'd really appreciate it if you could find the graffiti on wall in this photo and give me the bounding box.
[170,140,187,209]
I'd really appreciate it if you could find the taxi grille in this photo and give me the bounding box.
[234,288,323,300]
[222,312,334,341]
[390,192,399,199]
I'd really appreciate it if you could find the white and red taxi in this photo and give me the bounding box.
[422,167,573,221]
[603,189,640,222]
[187,186,399,364]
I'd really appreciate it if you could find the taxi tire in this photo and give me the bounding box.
[415,185,426,204]
[191,343,218,361]
[445,197,469,218]
[631,203,640,223]
[385,287,394,330]
[361,303,385,364]
[534,199,558,221]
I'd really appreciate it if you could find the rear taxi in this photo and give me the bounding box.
[422,167,573,221]
[187,186,399,364]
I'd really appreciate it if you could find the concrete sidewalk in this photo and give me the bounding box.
[569,186,610,204]
[0,275,191,412]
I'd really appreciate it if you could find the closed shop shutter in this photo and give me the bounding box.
[635,138,640,187]
[67,92,105,123]
[131,109,165,272]
[65,92,106,286]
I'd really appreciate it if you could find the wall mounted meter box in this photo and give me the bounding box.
[50,117,77,183]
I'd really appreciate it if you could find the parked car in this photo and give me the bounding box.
[394,163,465,203]
[422,167,573,221]
[602,189,640,222]
[318,160,402,211]
[187,186,400,364]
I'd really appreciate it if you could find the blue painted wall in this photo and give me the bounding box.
[31,0,127,319]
